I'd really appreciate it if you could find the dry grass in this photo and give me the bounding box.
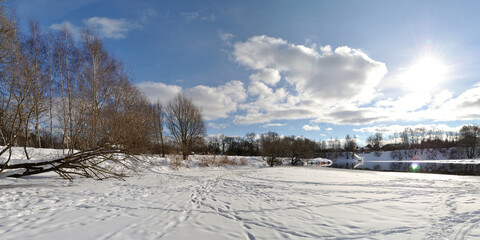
[199,155,216,167]
[169,154,183,170]
[199,155,247,167]
[239,158,248,166]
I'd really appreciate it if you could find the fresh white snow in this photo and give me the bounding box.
[1,155,480,239]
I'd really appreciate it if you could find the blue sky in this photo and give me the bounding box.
[10,0,480,144]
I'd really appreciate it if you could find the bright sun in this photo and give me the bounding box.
[400,56,448,92]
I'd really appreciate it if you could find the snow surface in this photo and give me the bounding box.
[2,155,480,240]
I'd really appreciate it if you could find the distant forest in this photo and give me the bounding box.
[204,124,479,165]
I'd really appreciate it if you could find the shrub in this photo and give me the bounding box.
[219,155,239,166]
[169,154,183,170]
[218,155,230,165]
[199,155,216,167]
[198,155,246,167]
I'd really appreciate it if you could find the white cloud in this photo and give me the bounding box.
[370,82,480,124]
[231,35,388,125]
[219,32,234,42]
[50,17,139,40]
[233,35,387,104]
[234,108,315,125]
[201,14,216,21]
[181,12,216,23]
[247,81,272,96]
[49,21,82,40]
[143,35,480,127]
[207,123,229,129]
[249,68,281,86]
[185,81,247,120]
[263,123,287,127]
[353,124,462,134]
[302,124,320,131]
[431,83,480,121]
[136,82,182,104]
[325,127,333,131]
[137,80,247,121]
[84,17,139,39]
[431,90,453,107]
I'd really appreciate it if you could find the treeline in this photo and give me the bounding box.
[204,132,318,166]
[205,124,480,167]
[360,125,480,159]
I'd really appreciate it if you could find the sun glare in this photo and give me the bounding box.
[400,56,448,92]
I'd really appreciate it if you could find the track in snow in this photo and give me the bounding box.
[1,167,480,239]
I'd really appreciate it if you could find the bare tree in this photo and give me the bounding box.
[283,136,315,165]
[0,1,15,145]
[24,19,49,148]
[45,32,55,147]
[166,94,206,160]
[0,4,151,180]
[152,101,166,157]
[246,132,258,156]
[367,133,383,150]
[0,14,41,164]
[344,134,357,152]
[102,66,153,153]
[459,124,480,159]
[261,131,283,167]
[0,0,14,65]
[54,24,81,152]
[344,134,357,159]
[79,29,114,148]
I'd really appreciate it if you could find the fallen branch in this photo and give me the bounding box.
[1,146,135,180]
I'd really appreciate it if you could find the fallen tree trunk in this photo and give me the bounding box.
[1,146,134,180]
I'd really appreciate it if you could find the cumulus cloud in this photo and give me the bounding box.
[249,68,281,86]
[231,35,388,125]
[185,81,247,120]
[144,35,480,127]
[302,124,320,131]
[432,83,480,121]
[325,127,333,131]
[136,82,182,103]
[313,107,387,125]
[234,108,315,125]
[137,80,247,120]
[84,17,139,39]
[353,124,462,134]
[233,35,387,103]
[369,82,480,124]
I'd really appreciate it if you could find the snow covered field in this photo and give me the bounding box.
[2,161,480,240]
